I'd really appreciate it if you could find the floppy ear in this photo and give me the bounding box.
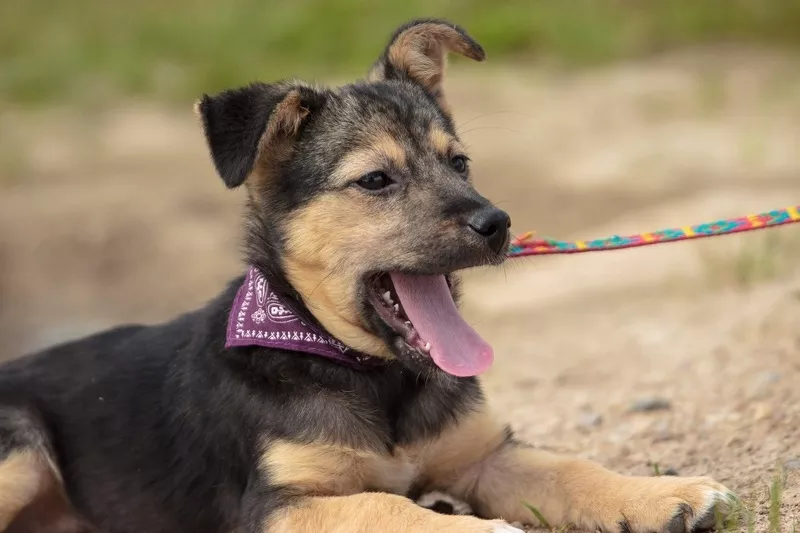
[368,19,485,109]
[195,82,322,189]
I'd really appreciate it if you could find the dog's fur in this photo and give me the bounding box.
[0,19,735,533]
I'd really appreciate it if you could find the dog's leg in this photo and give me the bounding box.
[0,449,48,531]
[417,406,737,533]
[251,440,523,533]
[0,405,93,533]
[262,492,522,533]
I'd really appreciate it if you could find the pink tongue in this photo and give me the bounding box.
[389,273,493,377]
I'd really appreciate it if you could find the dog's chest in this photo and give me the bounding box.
[258,367,479,497]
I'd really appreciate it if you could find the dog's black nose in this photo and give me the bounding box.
[467,207,511,253]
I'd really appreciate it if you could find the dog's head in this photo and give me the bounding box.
[196,19,510,377]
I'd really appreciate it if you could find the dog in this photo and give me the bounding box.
[0,19,737,533]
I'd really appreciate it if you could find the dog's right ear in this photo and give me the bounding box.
[195,82,323,189]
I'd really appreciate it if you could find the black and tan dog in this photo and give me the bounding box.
[0,19,736,533]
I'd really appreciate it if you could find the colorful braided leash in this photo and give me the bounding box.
[508,205,800,258]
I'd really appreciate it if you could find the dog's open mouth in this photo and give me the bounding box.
[368,273,493,377]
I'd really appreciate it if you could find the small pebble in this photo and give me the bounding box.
[757,370,781,385]
[751,370,781,398]
[576,411,603,429]
[629,397,672,413]
[652,420,673,442]
[784,458,800,471]
[514,378,539,390]
[648,462,680,476]
[752,403,772,421]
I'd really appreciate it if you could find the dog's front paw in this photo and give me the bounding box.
[613,476,737,533]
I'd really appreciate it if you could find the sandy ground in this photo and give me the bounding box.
[1,50,799,530]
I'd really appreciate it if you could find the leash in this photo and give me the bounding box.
[508,205,800,258]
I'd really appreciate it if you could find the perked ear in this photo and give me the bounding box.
[368,19,485,109]
[195,82,321,189]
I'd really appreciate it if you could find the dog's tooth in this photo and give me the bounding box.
[382,291,393,304]
[423,342,431,351]
[393,304,399,313]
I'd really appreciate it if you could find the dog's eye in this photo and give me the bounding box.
[450,155,469,174]
[356,171,393,191]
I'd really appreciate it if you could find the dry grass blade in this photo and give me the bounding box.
[523,502,552,530]
[768,467,786,533]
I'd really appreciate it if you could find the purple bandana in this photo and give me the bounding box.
[226,267,379,368]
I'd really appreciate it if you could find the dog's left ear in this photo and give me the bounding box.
[195,82,323,189]
[368,19,485,111]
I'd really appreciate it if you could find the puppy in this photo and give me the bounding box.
[0,19,736,533]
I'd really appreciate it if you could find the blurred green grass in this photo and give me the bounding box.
[2,0,800,106]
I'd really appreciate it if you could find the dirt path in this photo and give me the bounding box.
[1,51,799,530]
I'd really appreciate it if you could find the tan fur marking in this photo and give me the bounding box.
[283,190,419,358]
[0,450,53,529]
[266,492,508,533]
[428,126,451,156]
[330,133,406,188]
[427,126,464,158]
[283,258,391,358]
[267,90,310,139]
[249,89,310,186]
[261,441,416,496]
[192,99,202,120]
[372,133,407,169]
[403,404,505,492]
[460,446,610,525]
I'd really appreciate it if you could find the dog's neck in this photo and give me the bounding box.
[225,267,383,369]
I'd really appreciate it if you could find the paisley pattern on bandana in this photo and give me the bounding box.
[226,267,380,368]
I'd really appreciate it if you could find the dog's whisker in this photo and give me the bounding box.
[456,110,536,130]
[459,125,522,136]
